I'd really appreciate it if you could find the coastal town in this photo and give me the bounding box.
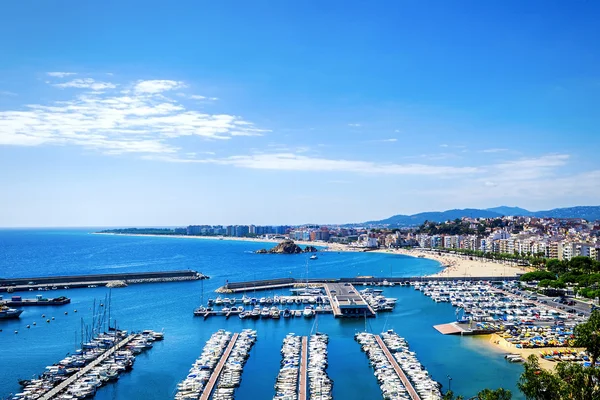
[102,214,600,263]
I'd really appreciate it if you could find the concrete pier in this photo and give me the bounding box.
[219,276,517,293]
[1,270,207,293]
[40,334,138,400]
[199,333,240,400]
[298,336,308,400]
[375,335,421,400]
[324,283,375,318]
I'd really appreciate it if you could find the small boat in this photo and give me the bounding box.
[0,306,23,319]
[282,308,291,318]
[310,254,318,260]
[238,311,248,319]
[303,306,314,318]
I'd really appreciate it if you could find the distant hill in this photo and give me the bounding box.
[485,206,533,216]
[360,205,600,226]
[533,206,600,221]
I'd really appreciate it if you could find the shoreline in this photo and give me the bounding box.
[474,333,584,372]
[94,233,527,278]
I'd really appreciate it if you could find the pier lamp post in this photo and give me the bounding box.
[447,375,452,392]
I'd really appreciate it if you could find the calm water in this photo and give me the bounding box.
[0,229,524,399]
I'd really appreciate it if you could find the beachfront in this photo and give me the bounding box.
[95,233,528,278]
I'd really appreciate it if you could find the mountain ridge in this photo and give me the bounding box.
[359,206,600,227]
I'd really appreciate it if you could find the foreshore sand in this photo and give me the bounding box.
[94,233,527,278]
[374,248,528,278]
[475,333,583,371]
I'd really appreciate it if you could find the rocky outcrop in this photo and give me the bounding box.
[256,240,319,254]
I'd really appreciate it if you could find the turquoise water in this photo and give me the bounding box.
[0,229,524,399]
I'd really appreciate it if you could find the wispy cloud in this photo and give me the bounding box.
[47,72,76,78]
[133,80,185,94]
[0,76,267,155]
[146,152,482,176]
[367,138,397,143]
[0,90,17,97]
[53,78,117,91]
[348,123,361,127]
[482,148,508,153]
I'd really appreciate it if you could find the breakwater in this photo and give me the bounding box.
[218,276,517,293]
[0,270,207,293]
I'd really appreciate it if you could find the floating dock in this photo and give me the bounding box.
[0,270,208,293]
[199,333,240,400]
[375,335,421,400]
[299,336,308,400]
[434,321,502,336]
[40,334,138,400]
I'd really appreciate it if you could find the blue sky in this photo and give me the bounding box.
[0,1,599,227]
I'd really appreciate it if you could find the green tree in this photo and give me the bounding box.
[546,259,567,274]
[573,310,600,366]
[519,310,600,400]
[518,355,563,400]
[476,388,512,400]
[570,256,595,274]
[442,390,464,400]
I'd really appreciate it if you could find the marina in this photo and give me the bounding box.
[195,286,396,320]
[211,329,257,400]
[12,330,161,400]
[0,230,529,399]
[175,330,234,400]
[273,333,307,400]
[307,334,333,400]
[380,331,442,400]
[412,280,586,343]
[355,332,416,400]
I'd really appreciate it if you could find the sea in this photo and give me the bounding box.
[0,229,525,399]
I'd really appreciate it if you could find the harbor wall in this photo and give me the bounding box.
[0,270,206,292]
[224,276,517,290]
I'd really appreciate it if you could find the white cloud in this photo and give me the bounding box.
[47,72,76,78]
[348,123,361,127]
[212,153,481,176]
[134,80,185,94]
[482,148,508,153]
[141,152,482,176]
[53,78,117,91]
[0,90,17,97]
[189,95,206,100]
[0,77,266,155]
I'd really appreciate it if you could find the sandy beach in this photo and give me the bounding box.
[95,233,527,278]
[477,333,583,371]
[374,248,528,278]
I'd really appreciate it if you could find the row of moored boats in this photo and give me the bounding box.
[355,332,411,400]
[175,330,232,400]
[381,330,442,400]
[212,329,257,400]
[13,330,162,400]
[273,333,302,400]
[307,334,333,400]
